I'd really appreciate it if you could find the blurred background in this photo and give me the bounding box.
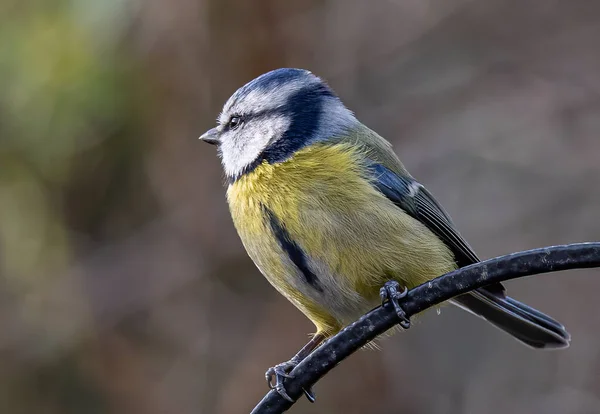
[1,0,600,413]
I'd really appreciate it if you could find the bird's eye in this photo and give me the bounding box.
[228,116,242,130]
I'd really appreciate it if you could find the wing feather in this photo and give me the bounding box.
[368,163,480,267]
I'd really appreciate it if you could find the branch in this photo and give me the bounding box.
[251,242,600,414]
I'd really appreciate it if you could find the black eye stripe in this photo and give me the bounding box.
[226,84,335,138]
[224,109,282,128]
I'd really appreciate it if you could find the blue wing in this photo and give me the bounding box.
[367,162,570,348]
[368,163,481,268]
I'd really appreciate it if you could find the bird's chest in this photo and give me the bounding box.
[227,166,310,292]
[225,151,381,327]
[226,164,327,293]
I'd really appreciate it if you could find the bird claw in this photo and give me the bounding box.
[265,360,317,403]
[302,386,316,403]
[380,281,411,329]
[265,360,298,402]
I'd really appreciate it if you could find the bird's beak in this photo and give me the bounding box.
[199,127,220,145]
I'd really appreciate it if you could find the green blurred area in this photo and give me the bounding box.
[0,2,155,411]
[1,0,150,275]
[1,0,600,413]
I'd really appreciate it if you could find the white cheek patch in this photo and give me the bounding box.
[219,115,291,178]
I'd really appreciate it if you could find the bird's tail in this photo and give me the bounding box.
[451,288,570,349]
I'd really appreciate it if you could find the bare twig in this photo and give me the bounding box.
[251,242,600,414]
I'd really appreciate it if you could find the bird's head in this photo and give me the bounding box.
[200,68,357,181]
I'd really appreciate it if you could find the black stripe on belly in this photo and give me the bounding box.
[262,205,323,292]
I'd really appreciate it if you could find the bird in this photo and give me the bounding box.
[199,68,570,402]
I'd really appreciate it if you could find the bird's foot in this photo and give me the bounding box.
[379,281,411,329]
[265,360,315,403]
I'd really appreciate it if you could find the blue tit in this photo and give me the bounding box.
[200,68,570,401]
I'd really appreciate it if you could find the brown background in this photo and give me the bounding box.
[1,0,600,413]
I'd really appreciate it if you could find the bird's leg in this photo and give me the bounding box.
[380,280,411,329]
[265,333,325,403]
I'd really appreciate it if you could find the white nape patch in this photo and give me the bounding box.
[219,114,291,178]
[316,97,358,140]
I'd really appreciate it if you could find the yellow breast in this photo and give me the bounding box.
[226,143,455,335]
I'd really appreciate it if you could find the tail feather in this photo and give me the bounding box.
[452,288,570,349]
